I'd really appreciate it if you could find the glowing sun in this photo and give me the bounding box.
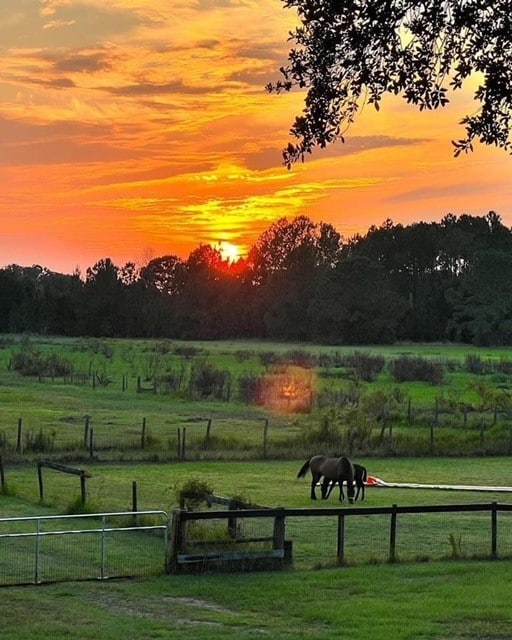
[218,241,242,263]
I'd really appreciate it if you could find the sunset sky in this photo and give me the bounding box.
[2,1,512,275]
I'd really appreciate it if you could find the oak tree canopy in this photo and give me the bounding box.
[268,2,512,167]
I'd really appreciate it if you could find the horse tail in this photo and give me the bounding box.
[360,465,368,483]
[297,457,312,478]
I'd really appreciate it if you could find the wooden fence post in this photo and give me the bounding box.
[272,509,285,551]
[181,427,186,460]
[141,417,146,450]
[389,504,397,562]
[84,416,90,449]
[491,502,497,559]
[16,418,22,453]
[337,514,345,565]
[0,455,5,492]
[430,423,434,454]
[227,499,238,539]
[262,419,269,459]
[80,473,86,505]
[132,480,138,523]
[177,428,181,460]
[89,428,94,458]
[37,462,44,500]
[204,418,212,446]
[167,510,185,573]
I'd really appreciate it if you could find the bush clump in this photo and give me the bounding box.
[175,477,214,510]
[389,356,444,385]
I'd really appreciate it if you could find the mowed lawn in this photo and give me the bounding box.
[1,560,512,640]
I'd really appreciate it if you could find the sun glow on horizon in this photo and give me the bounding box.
[217,240,243,263]
[1,2,512,275]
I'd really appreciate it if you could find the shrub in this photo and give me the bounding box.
[282,349,317,368]
[344,351,386,382]
[389,356,444,385]
[238,373,265,404]
[299,410,344,449]
[258,351,280,368]
[496,359,512,375]
[10,349,72,377]
[234,350,254,362]
[175,345,201,358]
[464,354,491,375]
[174,477,214,510]
[188,360,232,400]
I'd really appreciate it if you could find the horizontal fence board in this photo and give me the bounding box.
[175,502,512,570]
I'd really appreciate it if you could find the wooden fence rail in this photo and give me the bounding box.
[170,502,512,572]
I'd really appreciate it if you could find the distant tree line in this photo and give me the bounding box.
[1,211,512,345]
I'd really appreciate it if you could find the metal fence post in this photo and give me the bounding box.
[101,514,107,579]
[35,518,41,584]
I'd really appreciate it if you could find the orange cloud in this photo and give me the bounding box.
[0,1,511,274]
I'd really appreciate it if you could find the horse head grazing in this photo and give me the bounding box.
[338,455,355,504]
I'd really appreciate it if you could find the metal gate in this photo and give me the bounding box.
[0,510,169,586]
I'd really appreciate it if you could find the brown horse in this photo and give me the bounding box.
[297,454,355,503]
[321,463,368,502]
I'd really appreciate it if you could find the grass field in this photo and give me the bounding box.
[2,559,512,639]
[2,335,512,461]
[2,457,512,638]
[3,457,512,571]
[2,337,512,638]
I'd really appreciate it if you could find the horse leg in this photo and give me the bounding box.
[311,472,321,500]
[321,477,330,499]
[346,479,355,504]
[338,480,345,502]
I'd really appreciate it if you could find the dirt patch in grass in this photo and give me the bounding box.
[88,590,271,633]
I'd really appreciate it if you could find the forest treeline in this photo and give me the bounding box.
[2,211,512,346]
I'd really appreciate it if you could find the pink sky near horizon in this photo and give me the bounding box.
[1,0,512,275]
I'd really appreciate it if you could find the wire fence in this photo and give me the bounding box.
[4,504,512,585]
[0,510,168,586]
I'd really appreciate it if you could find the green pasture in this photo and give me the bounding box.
[2,456,512,638]
[1,335,512,461]
[3,456,512,514]
[2,560,512,640]
[3,457,512,570]
[3,337,512,638]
